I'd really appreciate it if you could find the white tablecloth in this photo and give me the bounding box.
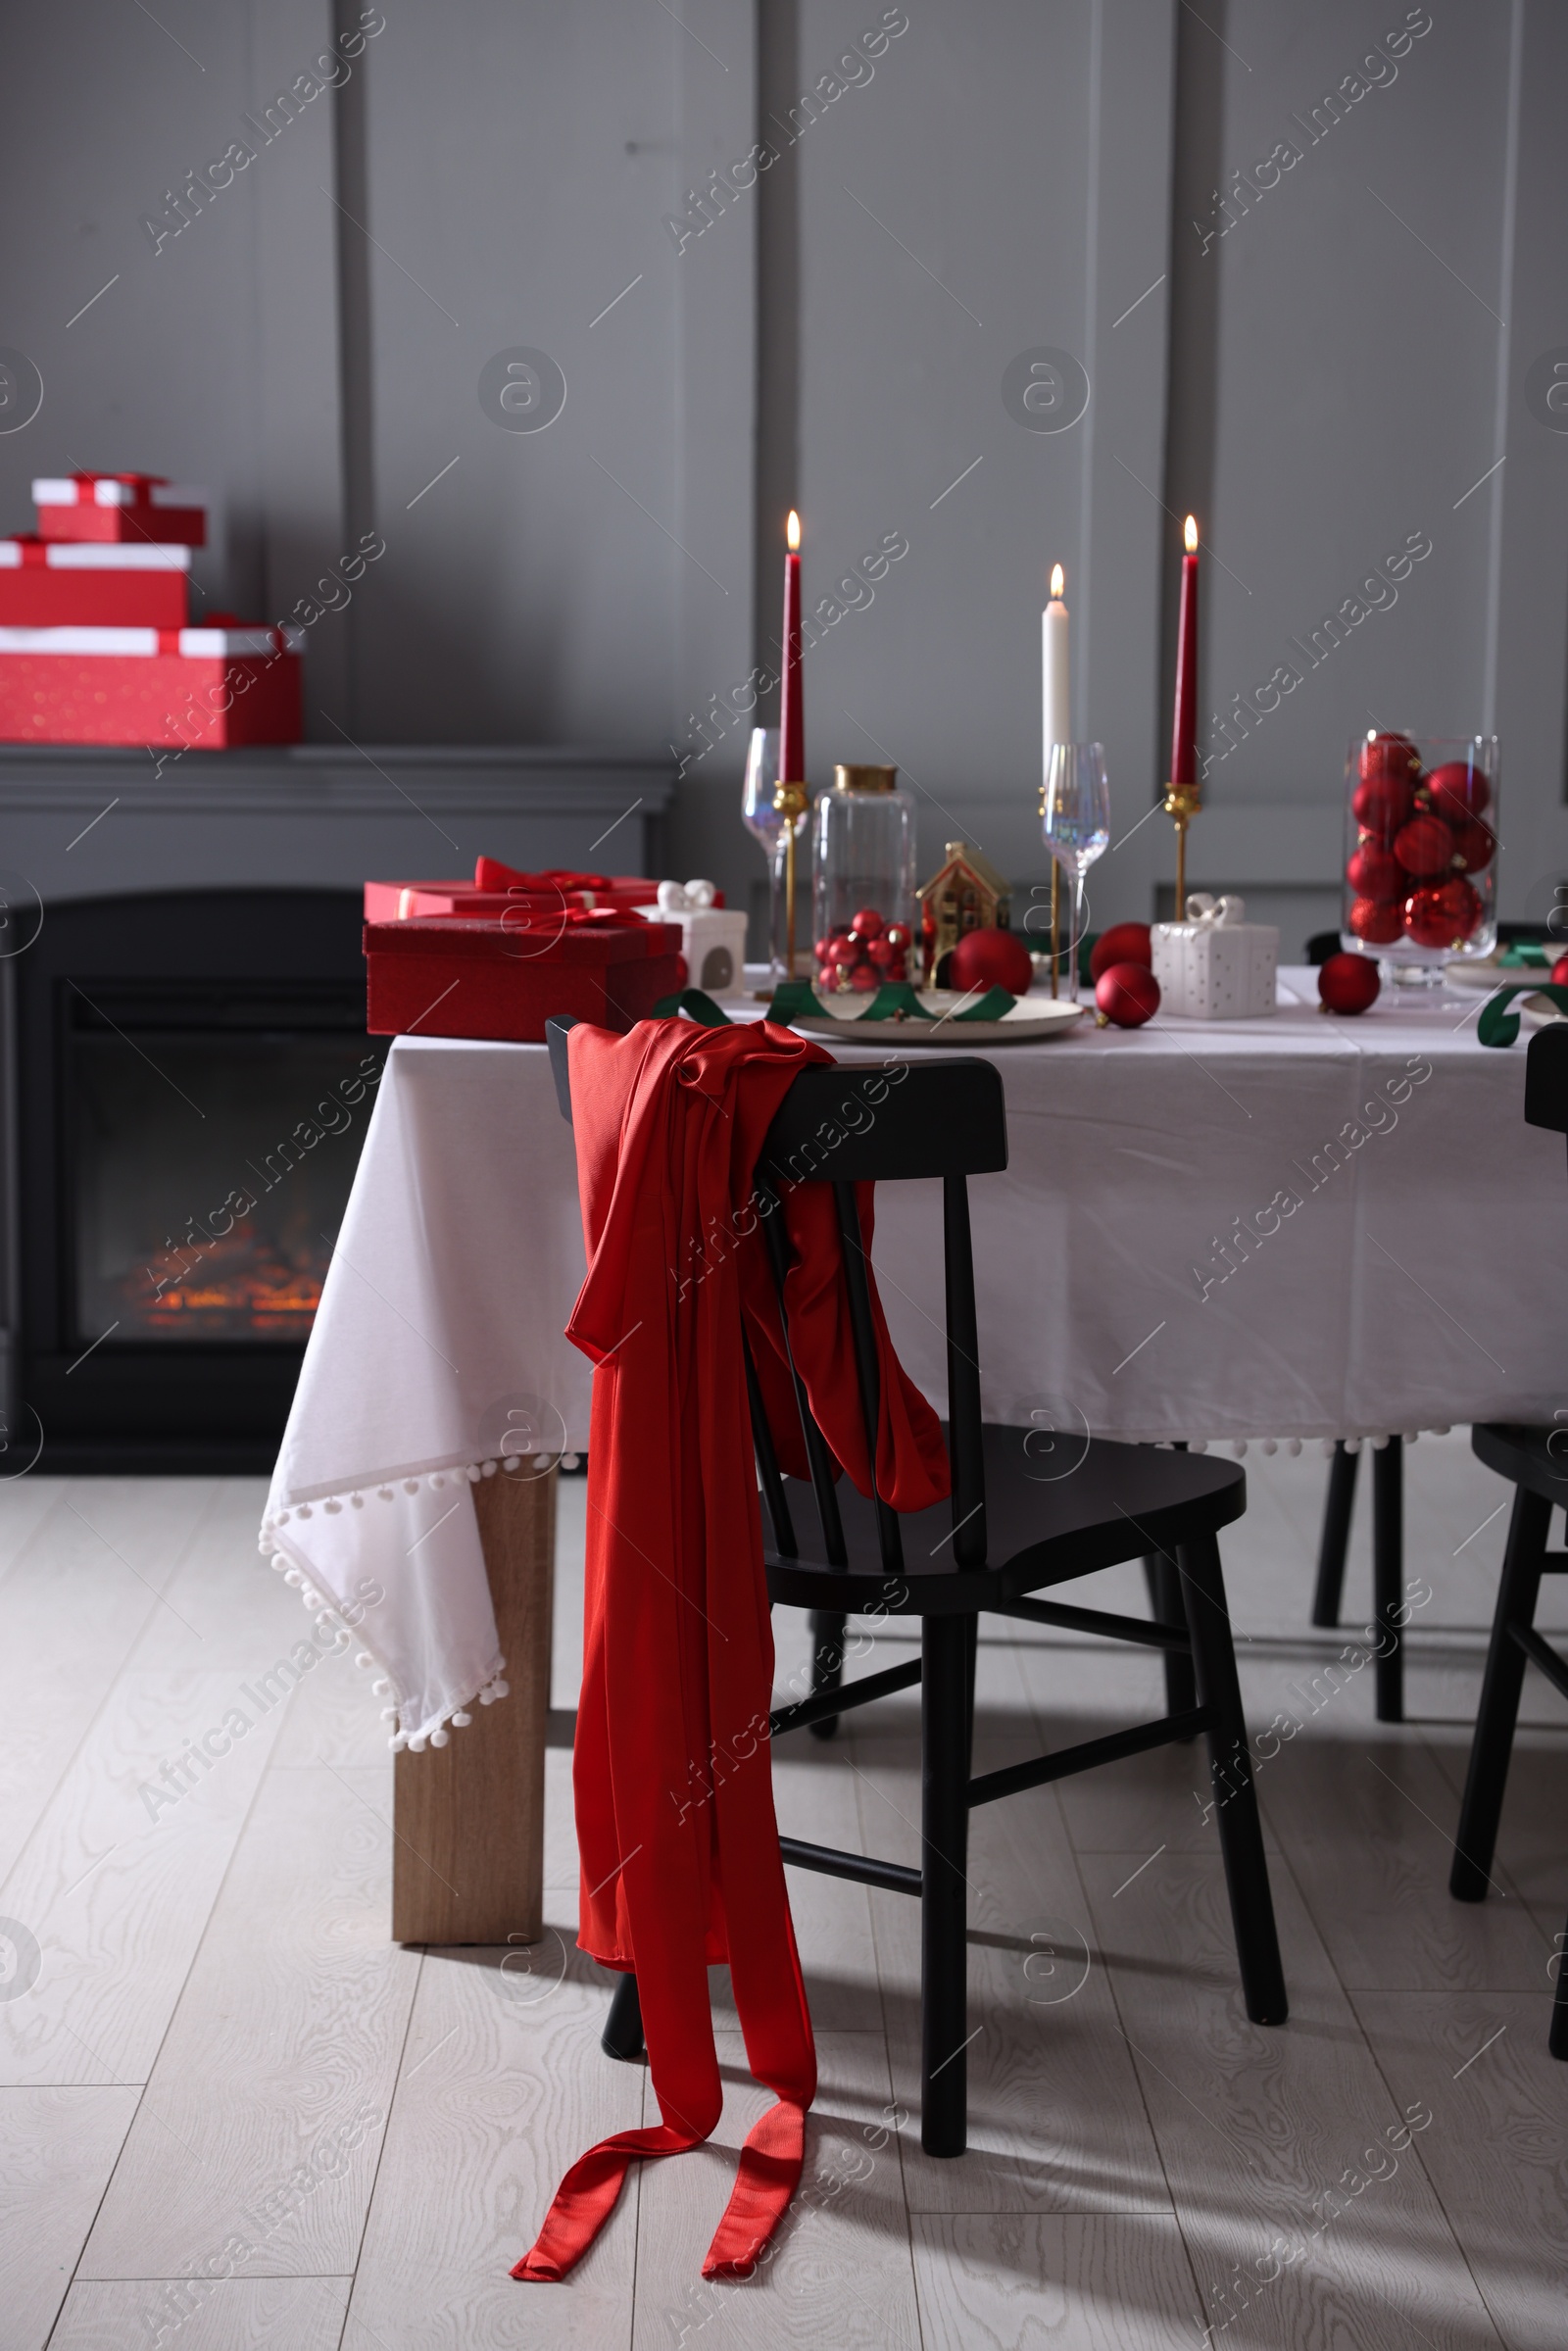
[261,971,1568,1745]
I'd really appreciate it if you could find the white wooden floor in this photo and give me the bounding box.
[2,1437,1565,2349]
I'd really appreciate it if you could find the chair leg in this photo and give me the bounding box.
[601,1971,645,2061]
[1177,1533,1288,2026]
[1372,1437,1404,1723]
[1146,1550,1198,1724]
[808,1607,846,1740]
[920,1611,976,2157]
[1311,1440,1358,1628]
[1450,1485,1550,1901]
[1551,1910,1568,2061]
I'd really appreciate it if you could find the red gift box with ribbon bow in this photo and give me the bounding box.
[364,913,685,1041]
[362,859,669,924]
[32,473,208,546]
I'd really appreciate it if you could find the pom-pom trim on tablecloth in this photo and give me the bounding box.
[259,1458,516,1750]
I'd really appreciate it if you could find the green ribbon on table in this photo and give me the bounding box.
[760,978,828,1023]
[1477,982,1568,1048]
[769,978,1020,1025]
[1496,942,1549,967]
[650,987,733,1025]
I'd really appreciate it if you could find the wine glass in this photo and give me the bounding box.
[1042,743,1110,1003]
[741,726,805,986]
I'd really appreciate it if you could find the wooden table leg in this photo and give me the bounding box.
[391,1464,556,1944]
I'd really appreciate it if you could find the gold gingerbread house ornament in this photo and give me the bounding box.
[917,840,1012,986]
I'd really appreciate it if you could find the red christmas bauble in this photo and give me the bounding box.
[848,958,880,991]
[850,906,885,940]
[1348,895,1402,945]
[1095,961,1160,1028]
[865,935,895,967]
[1447,815,1494,874]
[1358,731,1418,786]
[1088,921,1153,983]
[1317,952,1381,1014]
[1392,812,1454,878]
[826,932,858,966]
[1552,955,1568,988]
[1423,758,1491,819]
[949,926,1034,998]
[812,935,833,962]
[1403,877,1483,950]
[1351,775,1416,841]
[884,920,910,951]
[1346,844,1403,902]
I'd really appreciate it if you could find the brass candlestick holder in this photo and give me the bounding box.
[1163,778,1201,914]
[772,778,809,977]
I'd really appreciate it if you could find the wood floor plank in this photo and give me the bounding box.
[0,2084,137,2351]
[910,2215,1204,2350]
[345,1922,646,2347]
[77,1765,419,2278]
[1077,1847,1506,2349]
[1261,1735,1553,1991]
[0,1666,285,2088]
[0,1480,223,1886]
[0,1476,68,1582]
[630,2030,920,2351]
[1348,1987,1568,2351]
[49,2276,351,2349]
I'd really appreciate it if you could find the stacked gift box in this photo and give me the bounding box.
[361,858,747,1041]
[0,473,302,747]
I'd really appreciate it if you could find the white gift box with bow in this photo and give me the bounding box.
[636,879,750,998]
[1151,893,1279,1019]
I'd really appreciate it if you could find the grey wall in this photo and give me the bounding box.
[1,0,1564,953]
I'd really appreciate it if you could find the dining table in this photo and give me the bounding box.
[260,967,1568,1940]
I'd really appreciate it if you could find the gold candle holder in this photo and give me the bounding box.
[772,779,809,978]
[1163,779,1201,916]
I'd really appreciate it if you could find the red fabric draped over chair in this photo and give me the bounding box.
[514,1019,948,2282]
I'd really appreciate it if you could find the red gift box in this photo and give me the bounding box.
[32,473,208,546]
[365,914,684,1041]
[0,538,190,628]
[0,625,302,746]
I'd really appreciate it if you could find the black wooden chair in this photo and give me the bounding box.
[547,1021,1288,2151]
[1448,1021,1568,2058]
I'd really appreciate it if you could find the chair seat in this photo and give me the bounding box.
[764,1423,1246,1614]
[1472,1423,1568,1504]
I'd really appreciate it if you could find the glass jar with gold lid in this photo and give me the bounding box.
[811,763,918,994]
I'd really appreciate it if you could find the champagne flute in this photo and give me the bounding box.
[742,726,805,988]
[1042,743,1110,1003]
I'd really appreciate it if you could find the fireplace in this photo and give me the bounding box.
[15,890,383,1470]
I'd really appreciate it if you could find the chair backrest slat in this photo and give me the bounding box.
[833,1182,906,1574]
[942,1172,988,1568]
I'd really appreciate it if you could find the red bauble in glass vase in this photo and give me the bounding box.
[1402,877,1483,951]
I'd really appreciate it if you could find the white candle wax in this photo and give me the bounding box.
[1042,571,1069,776]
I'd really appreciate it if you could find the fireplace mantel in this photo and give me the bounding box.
[0,743,675,903]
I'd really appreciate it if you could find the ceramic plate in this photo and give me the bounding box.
[788,992,1087,1046]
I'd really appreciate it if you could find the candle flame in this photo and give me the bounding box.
[1184,514,1199,553]
[786,510,801,552]
[1050,563,1064,600]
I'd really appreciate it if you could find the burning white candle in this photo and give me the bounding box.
[1042,563,1069,772]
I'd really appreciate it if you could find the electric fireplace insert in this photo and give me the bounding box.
[14,889,383,1470]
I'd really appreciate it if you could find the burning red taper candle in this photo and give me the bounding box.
[779,510,804,785]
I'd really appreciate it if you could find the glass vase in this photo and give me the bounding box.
[1342,733,1498,984]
